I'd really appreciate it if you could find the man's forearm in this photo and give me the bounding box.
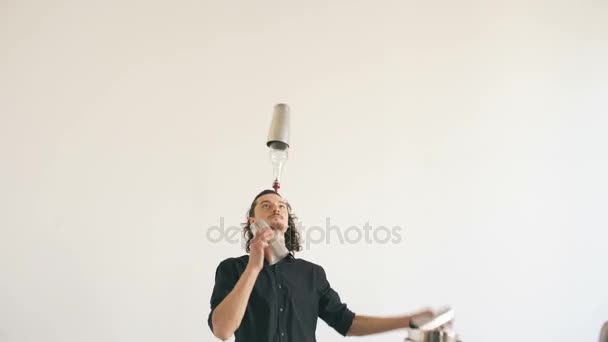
[211,266,260,340]
[346,314,411,336]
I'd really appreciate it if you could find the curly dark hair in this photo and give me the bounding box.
[243,189,302,255]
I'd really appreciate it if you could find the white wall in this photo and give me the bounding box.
[1,1,607,341]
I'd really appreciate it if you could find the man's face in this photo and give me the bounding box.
[249,193,289,234]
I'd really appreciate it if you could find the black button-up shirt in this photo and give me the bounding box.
[208,254,356,341]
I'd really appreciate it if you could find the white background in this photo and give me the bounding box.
[1,1,607,341]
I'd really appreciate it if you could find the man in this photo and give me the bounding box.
[208,189,433,341]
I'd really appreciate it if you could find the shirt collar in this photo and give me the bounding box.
[263,253,295,266]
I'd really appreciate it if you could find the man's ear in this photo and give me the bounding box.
[248,217,254,225]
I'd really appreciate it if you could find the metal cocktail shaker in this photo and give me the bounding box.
[250,218,289,265]
[266,104,290,193]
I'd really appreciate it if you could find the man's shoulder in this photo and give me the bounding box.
[215,254,249,270]
[290,256,325,272]
[214,254,327,273]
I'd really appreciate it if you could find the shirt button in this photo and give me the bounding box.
[278,284,282,289]
[280,307,284,312]
[281,332,285,336]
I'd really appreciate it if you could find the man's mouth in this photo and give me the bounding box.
[270,215,283,220]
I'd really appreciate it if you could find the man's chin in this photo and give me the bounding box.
[269,224,287,233]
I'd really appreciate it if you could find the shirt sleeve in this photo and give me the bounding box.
[207,259,239,333]
[317,265,356,336]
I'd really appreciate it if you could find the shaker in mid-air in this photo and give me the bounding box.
[266,104,290,193]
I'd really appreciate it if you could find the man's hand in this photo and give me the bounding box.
[247,226,275,273]
[408,308,435,328]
